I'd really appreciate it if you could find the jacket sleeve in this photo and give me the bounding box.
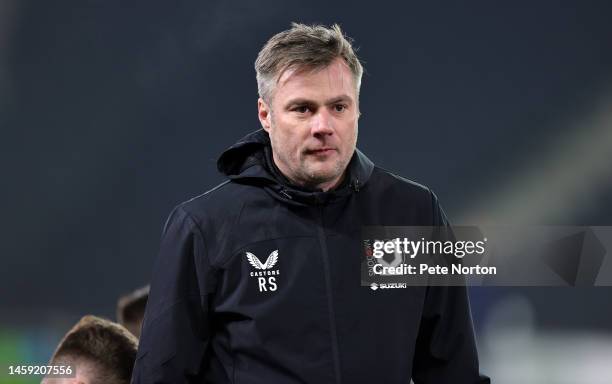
[131,205,215,384]
[411,191,490,384]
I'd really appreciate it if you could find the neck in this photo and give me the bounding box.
[312,173,345,192]
[283,169,346,192]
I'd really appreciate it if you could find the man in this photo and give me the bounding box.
[42,315,138,384]
[116,285,149,338]
[132,23,489,383]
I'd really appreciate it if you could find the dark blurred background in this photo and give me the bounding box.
[1,1,611,382]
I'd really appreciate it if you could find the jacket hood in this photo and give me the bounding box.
[217,129,374,205]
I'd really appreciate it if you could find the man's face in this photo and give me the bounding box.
[258,58,360,191]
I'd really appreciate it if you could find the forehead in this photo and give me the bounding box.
[274,58,356,103]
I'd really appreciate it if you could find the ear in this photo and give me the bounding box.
[258,98,272,132]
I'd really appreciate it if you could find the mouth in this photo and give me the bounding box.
[305,147,336,156]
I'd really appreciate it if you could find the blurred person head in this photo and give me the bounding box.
[41,315,138,384]
[116,285,149,338]
[255,23,363,191]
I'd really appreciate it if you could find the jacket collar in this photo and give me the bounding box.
[217,129,374,205]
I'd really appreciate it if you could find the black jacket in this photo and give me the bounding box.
[132,129,490,384]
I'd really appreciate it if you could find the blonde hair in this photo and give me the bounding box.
[255,22,364,103]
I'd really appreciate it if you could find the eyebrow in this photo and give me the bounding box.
[284,95,354,107]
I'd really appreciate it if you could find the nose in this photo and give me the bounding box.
[310,109,334,137]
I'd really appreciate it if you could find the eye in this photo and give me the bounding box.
[334,104,347,112]
[292,105,310,114]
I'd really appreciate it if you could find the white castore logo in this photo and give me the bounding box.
[246,250,278,270]
[246,250,280,292]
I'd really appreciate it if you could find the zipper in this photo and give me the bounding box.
[316,205,342,384]
[279,188,293,200]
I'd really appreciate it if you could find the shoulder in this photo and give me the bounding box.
[365,166,449,225]
[369,166,434,200]
[165,178,274,240]
[169,179,249,227]
[158,179,260,264]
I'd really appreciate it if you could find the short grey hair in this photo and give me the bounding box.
[255,22,364,104]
